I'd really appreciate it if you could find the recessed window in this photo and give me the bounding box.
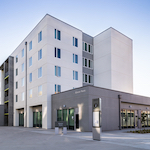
[38,49,42,60]
[29,89,32,98]
[73,54,78,64]
[55,84,61,94]
[73,37,78,47]
[38,67,42,78]
[22,49,24,57]
[29,73,32,82]
[16,68,18,76]
[22,92,24,101]
[22,78,24,86]
[38,31,42,43]
[83,58,93,69]
[38,85,42,96]
[55,66,61,77]
[54,47,61,58]
[16,82,18,89]
[22,63,24,72]
[83,73,93,84]
[83,42,92,53]
[73,70,78,80]
[55,29,61,40]
[16,95,18,102]
[16,55,18,63]
[29,41,32,51]
[29,57,32,67]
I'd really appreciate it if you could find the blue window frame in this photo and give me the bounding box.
[73,70,78,80]
[55,48,61,58]
[73,37,78,47]
[73,54,78,64]
[29,41,32,51]
[29,57,32,67]
[38,31,42,43]
[55,29,61,40]
[22,49,24,57]
[38,67,42,78]
[29,73,32,82]
[22,63,24,72]
[55,66,61,77]
[38,49,42,60]
[55,84,61,93]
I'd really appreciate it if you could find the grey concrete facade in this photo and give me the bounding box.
[52,85,150,131]
[0,105,4,126]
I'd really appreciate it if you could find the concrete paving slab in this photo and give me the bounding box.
[0,127,149,150]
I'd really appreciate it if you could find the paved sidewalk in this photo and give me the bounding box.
[0,127,150,150]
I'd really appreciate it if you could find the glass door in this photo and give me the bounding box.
[69,109,74,130]
[33,112,42,127]
[19,113,24,126]
[63,109,68,126]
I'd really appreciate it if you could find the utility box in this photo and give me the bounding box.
[92,98,102,141]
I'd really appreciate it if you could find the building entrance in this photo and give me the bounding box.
[33,112,42,127]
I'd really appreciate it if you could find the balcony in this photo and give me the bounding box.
[5,84,9,90]
[5,72,9,78]
[5,96,8,101]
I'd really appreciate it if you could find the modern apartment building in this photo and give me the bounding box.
[0,14,134,129]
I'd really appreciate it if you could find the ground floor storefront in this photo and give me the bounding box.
[52,85,150,131]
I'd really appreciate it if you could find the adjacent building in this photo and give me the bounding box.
[0,14,144,131]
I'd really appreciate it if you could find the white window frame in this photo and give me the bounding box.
[83,57,93,69]
[22,92,24,101]
[22,49,24,57]
[38,31,42,43]
[55,66,61,77]
[54,47,61,58]
[38,85,42,96]
[83,73,93,84]
[29,89,32,98]
[29,57,32,67]
[29,73,32,82]
[73,70,78,80]
[38,67,42,78]
[22,63,24,72]
[22,78,24,87]
[82,42,93,54]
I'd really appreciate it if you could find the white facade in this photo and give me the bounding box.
[0,14,133,129]
[94,28,133,93]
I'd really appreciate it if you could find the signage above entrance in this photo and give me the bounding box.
[75,89,86,94]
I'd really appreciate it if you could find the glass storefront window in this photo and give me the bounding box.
[63,109,68,125]
[57,110,62,121]
[131,110,134,128]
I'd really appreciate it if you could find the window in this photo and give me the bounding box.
[55,84,61,94]
[83,58,93,69]
[22,78,24,86]
[22,49,24,57]
[73,70,78,80]
[22,92,24,101]
[38,49,42,60]
[38,67,42,78]
[29,57,32,67]
[83,42,92,53]
[73,37,78,47]
[16,82,18,89]
[29,73,32,82]
[38,85,42,96]
[16,55,18,63]
[16,95,18,102]
[16,68,18,76]
[55,66,61,77]
[73,54,78,64]
[22,63,24,72]
[55,29,61,40]
[29,89,32,98]
[54,47,61,58]
[83,74,93,83]
[38,31,42,43]
[29,41,32,51]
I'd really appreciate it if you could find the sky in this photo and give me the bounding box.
[0,0,150,97]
